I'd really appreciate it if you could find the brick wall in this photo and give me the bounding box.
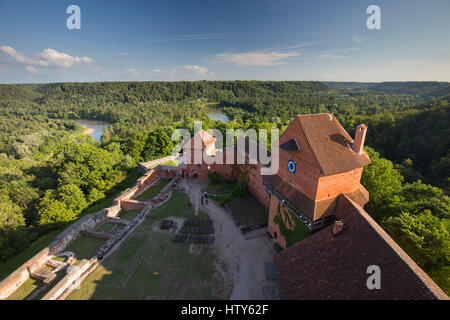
[41,259,95,300]
[0,247,51,299]
[121,199,147,211]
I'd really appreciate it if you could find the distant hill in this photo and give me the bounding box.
[325,82,378,90]
[0,84,43,101]
[2,81,449,103]
[21,81,331,104]
[368,81,450,100]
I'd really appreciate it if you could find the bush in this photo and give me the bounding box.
[207,172,222,185]
[232,182,248,197]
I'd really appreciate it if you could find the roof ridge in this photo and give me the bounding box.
[342,194,449,300]
[295,115,325,178]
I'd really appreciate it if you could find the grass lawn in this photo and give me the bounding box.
[33,270,67,300]
[225,194,268,227]
[96,223,116,233]
[204,181,238,195]
[0,167,143,282]
[135,178,171,200]
[6,277,42,300]
[7,267,69,300]
[66,191,230,300]
[66,235,106,260]
[148,160,177,169]
[205,181,243,207]
[119,209,141,221]
[162,160,177,166]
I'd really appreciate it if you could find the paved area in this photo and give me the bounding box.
[180,179,278,299]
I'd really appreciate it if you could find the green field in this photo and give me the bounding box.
[119,209,141,221]
[6,262,68,300]
[204,180,237,195]
[6,277,42,300]
[66,191,229,300]
[66,235,106,260]
[148,160,177,169]
[225,194,268,227]
[135,178,171,200]
[96,223,116,233]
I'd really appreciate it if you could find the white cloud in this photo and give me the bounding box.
[38,48,93,68]
[352,35,365,44]
[319,54,347,59]
[178,65,209,76]
[280,42,317,50]
[0,45,94,70]
[26,66,37,73]
[143,33,234,43]
[127,68,140,77]
[216,51,299,67]
[398,59,428,65]
[152,65,210,78]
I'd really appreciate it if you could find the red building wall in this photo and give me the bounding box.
[276,118,365,203]
[316,168,363,200]
[276,119,322,200]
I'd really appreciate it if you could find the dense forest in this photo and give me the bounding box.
[0,81,448,293]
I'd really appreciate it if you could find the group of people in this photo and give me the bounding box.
[201,192,209,205]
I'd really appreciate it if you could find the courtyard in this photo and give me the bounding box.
[66,179,277,300]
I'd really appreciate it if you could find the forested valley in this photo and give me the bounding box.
[0,81,448,293]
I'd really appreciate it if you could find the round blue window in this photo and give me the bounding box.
[288,160,296,174]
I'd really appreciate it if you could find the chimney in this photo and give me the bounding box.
[332,220,344,235]
[353,124,367,155]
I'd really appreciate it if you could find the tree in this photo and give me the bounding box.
[121,131,147,162]
[428,154,450,193]
[384,210,449,269]
[143,127,174,160]
[361,146,403,218]
[37,190,76,225]
[395,159,424,183]
[57,184,87,215]
[52,142,125,199]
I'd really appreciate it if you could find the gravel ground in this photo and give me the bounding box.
[180,179,278,299]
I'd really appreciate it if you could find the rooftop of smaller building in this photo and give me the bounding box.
[183,129,216,150]
[274,194,449,300]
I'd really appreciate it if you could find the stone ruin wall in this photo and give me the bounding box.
[41,259,95,300]
[0,247,51,299]
[0,164,180,300]
[138,154,180,172]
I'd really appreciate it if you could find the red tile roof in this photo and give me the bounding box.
[263,174,315,220]
[296,114,371,176]
[274,195,449,300]
[183,129,216,150]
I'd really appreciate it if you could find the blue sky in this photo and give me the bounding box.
[0,0,449,83]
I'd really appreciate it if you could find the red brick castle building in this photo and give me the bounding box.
[181,113,448,300]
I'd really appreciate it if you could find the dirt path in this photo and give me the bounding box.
[182,179,201,215]
[179,179,278,300]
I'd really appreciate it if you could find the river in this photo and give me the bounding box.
[207,109,229,123]
[74,111,225,143]
[74,119,111,142]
